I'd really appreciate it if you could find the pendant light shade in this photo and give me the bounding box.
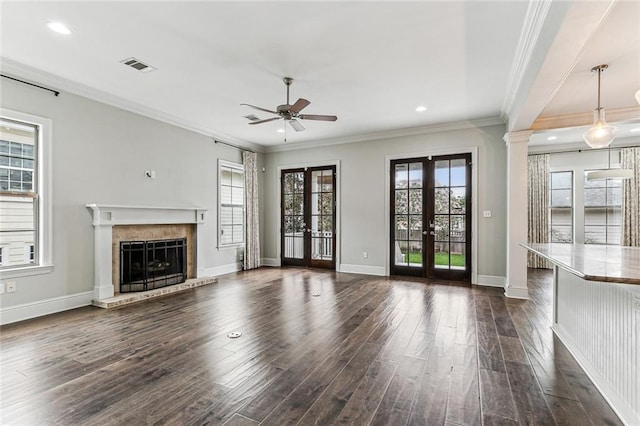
[583,108,618,148]
[583,64,618,149]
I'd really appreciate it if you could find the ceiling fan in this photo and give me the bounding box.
[241,77,337,132]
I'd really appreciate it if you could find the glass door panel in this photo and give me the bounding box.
[391,154,471,281]
[282,166,335,269]
[391,161,425,276]
[282,171,305,263]
[310,169,334,266]
[429,155,471,280]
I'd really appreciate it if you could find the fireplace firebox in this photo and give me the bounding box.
[120,238,187,293]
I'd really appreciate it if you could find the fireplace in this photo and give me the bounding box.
[120,238,187,292]
[85,204,207,301]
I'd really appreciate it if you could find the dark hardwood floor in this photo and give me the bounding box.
[0,268,621,425]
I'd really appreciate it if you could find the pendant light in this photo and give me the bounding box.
[586,145,633,181]
[583,64,618,149]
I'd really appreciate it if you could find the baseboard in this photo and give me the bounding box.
[504,285,529,299]
[200,262,242,277]
[338,264,386,276]
[0,291,94,325]
[553,324,639,425]
[476,275,506,288]
[261,258,281,267]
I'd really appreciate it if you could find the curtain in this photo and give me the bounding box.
[527,154,550,268]
[243,151,261,269]
[621,147,640,247]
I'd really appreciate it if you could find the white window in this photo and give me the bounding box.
[0,109,52,277]
[218,160,244,247]
[584,173,622,245]
[549,171,573,243]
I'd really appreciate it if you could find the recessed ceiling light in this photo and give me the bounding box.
[416,106,427,112]
[547,136,558,141]
[277,128,285,133]
[630,127,640,133]
[47,22,71,35]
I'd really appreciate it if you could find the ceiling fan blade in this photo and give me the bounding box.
[289,119,305,132]
[248,117,282,125]
[241,103,278,115]
[299,114,338,122]
[289,98,310,114]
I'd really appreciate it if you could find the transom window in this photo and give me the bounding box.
[218,160,244,247]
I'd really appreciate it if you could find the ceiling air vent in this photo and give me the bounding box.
[243,114,260,121]
[120,57,156,73]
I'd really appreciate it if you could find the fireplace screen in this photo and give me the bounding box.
[120,238,187,293]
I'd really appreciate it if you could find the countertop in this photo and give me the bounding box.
[521,242,640,285]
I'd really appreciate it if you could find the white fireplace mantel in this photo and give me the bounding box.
[86,204,208,301]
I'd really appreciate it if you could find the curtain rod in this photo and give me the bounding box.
[1,74,60,96]
[528,144,640,156]
[214,139,255,153]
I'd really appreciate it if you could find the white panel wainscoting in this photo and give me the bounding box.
[553,267,640,425]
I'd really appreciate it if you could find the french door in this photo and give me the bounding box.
[281,166,336,269]
[390,154,471,281]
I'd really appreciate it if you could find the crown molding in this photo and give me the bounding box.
[532,106,640,131]
[0,57,264,153]
[263,116,505,153]
[501,0,553,121]
[1,58,505,155]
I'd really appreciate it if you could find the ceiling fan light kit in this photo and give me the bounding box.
[241,77,337,135]
[583,64,618,149]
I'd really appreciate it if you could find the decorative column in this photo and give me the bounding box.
[503,130,533,299]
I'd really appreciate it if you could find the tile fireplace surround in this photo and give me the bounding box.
[86,204,209,304]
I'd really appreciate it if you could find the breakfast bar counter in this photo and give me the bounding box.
[522,243,640,425]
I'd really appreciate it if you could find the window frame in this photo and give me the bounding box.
[217,159,245,249]
[549,170,574,243]
[583,171,622,245]
[0,108,53,278]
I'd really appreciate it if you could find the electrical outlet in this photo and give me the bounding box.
[363,251,368,259]
[483,210,492,218]
[7,281,16,293]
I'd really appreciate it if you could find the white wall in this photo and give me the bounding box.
[0,78,256,319]
[262,124,508,280]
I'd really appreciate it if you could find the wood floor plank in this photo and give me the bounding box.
[296,341,384,425]
[504,360,555,425]
[478,368,518,421]
[446,344,481,426]
[545,394,593,426]
[0,267,623,426]
[476,318,505,373]
[499,335,529,365]
[370,355,426,426]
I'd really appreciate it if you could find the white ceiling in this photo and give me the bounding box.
[0,1,530,147]
[539,0,640,118]
[1,1,638,150]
